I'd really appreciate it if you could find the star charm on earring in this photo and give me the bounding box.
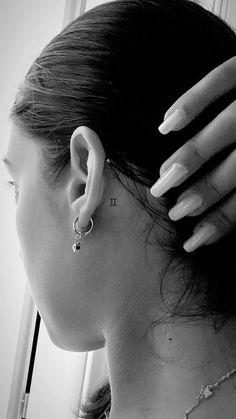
[72,239,81,252]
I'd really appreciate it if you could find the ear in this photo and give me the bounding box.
[67,126,106,229]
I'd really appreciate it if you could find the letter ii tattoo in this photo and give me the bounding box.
[110,198,117,206]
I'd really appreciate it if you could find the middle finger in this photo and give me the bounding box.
[159,99,236,179]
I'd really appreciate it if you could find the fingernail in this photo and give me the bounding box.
[150,163,188,197]
[168,194,203,221]
[158,109,186,135]
[183,223,217,252]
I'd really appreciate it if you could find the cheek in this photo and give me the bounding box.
[15,186,66,325]
[15,183,59,308]
[15,183,106,349]
[16,187,45,270]
[14,186,81,331]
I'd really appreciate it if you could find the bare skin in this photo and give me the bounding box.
[4,121,236,419]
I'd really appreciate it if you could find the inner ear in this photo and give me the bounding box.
[79,184,86,195]
[78,146,89,176]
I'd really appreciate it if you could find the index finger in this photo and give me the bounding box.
[158,55,236,135]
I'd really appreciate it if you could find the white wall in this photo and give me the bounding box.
[86,0,115,10]
[225,0,236,30]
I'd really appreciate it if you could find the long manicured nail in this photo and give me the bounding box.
[183,223,217,252]
[150,163,188,197]
[168,194,203,221]
[158,109,186,135]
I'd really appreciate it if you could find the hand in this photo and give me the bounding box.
[150,56,236,253]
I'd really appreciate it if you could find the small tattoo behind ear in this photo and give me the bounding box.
[110,198,117,206]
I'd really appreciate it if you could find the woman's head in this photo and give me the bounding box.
[7,0,236,352]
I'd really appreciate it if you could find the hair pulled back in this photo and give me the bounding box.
[10,0,236,416]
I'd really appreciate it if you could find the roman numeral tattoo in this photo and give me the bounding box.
[110,198,117,206]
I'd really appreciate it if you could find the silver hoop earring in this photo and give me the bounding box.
[72,217,94,253]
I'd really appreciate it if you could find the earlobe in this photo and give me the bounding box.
[68,126,106,229]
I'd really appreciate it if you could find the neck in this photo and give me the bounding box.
[104,311,236,419]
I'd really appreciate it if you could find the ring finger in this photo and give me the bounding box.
[168,147,236,221]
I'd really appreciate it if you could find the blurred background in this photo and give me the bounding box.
[0,1,235,419]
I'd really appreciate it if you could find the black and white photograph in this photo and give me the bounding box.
[1,1,236,418]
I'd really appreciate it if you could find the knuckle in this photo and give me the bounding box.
[204,190,236,235]
[184,140,207,171]
[215,204,233,231]
[205,173,222,201]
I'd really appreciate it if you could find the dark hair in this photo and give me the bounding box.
[10,0,236,417]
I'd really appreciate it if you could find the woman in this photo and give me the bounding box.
[4,0,236,418]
